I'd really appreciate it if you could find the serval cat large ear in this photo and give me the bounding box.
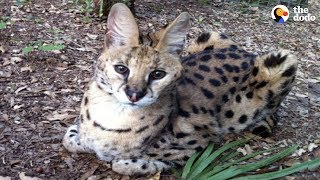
[104,3,139,50]
[155,12,190,55]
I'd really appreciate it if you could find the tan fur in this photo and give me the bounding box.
[63,3,297,176]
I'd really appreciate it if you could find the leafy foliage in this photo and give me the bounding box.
[174,139,320,179]
[22,41,65,53]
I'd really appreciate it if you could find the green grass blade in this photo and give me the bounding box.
[38,44,65,51]
[192,143,214,168]
[181,151,200,179]
[196,151,240,179]
[22,46,34,53]
[0,22,6,29]
[199,147,278,179]
[233,158,320,180]
[209,145,298,179]
[188,138,249,179]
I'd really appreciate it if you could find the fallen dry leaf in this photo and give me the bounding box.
[19,172,42,180]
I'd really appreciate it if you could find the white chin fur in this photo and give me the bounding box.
[114,90,157,107]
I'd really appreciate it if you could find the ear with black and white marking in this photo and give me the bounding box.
[104,3,139,50]
[155,12,190,55]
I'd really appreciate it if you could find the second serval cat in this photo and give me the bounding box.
[63,3,297,176]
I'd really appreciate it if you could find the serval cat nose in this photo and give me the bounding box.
[125,86,147,102]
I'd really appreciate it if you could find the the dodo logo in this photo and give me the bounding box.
[271,5,289,24]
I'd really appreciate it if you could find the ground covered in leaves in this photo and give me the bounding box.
[0,0,319,179]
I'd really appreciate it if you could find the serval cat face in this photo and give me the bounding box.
[95,5,189,107]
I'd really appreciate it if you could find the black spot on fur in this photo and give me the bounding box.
[249,81,258,87]
[233,65,240,73]
[267,90,274,101]
[178,108,190,118]
[69,134,75,138]
[223,64,233,72]
[136,125,149,133]
[214,53,227,60]
[153,115,165,126]
[225,110,234,118]
[255,81,268,89]
[194,125,202,131]
[194,73,204,80]
[186,61,197,66]
[264,53,287,67]
[252,67,259,76]
[229,45,238,51]
[220,34,228,39]
[239,115,248,124]
[282,65,296,77]
[200,54,212,62]
[160,138,166,143]
[233,76,239,82]
[131,159,137,163]
[93,121,106,130]
[153,143,160,149]
[192,105,199,114]
[201,88,214,99]
[204,45,214,50]
[220,48,228,53]
[242,74,250,82]
[140,116,145,120]
[148,153,158,157]
[84,97,88,105]
[228,127,235,131]
[252,126,271,138]
[164,153,172,157]
[216,105,221,113]
[184,77,196,85]
[236,94,241,103]
[241,62,249,70]
[209,79,221,86]
[246,91,254,99]
[86,109,91,120]
[200,107,207,114]
[199,65,211,72]
[97,84,103,90]
[70,129,77,133]
[208,109,215,117]
[187,140,197,145]
[222,94,229,103]
[183,156,190,161]
[240,86,247,91]
[195,146,203,152]
[253,109,260,120]
[215,67,224,75]
[141,164,148,169]
[202,134,210,138]
[220,76,228,83]
[229,53,241,59]
[229,87,236,94]
[266,101,276,109]
[176,132,189,139]
[197,32,211,43]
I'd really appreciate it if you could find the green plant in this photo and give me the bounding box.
[22,41,65,53]
[0,17,11,29]
[173,138,320,179]
[16,0,31,6]
[198,0,210,5]
[196,16,205,24]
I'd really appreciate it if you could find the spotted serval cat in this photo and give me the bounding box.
[63,3,297,176]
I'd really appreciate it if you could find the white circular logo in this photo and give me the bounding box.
[271,5,289,23]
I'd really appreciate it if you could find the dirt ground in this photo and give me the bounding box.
[0,0,319,179]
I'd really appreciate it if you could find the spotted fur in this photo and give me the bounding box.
[63,3,297,176]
